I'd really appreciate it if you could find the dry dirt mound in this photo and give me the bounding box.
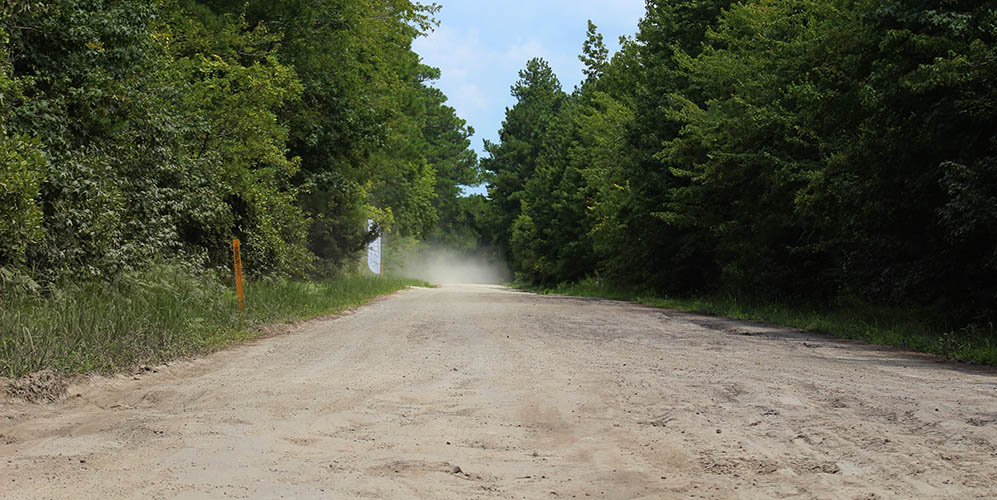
[3,370,68,403]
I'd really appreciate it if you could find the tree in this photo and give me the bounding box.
[481,58,566,261]
[579,20,608,83]
[1,0,477,284]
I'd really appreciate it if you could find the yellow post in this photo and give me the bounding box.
[232,239,245,314]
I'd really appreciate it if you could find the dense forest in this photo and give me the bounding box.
[483,0,996,327]
[2,0,996,334]
[0,0,481,286]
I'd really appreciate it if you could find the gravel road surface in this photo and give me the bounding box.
[2,285,996,499]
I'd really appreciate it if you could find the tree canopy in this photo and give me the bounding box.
[0,0,480,284]
[483,2,997,325]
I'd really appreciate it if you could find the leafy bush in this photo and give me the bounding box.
[0,133,46,269]
[1,0,478,285]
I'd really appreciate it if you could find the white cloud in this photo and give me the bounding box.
[453,83,489,112]
[414,26,481,72]
[502,40,548,65]
[412,1,647,158]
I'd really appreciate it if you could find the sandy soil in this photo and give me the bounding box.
[2,285,996,499]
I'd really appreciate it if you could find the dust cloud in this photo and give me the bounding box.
[393,246,511,285]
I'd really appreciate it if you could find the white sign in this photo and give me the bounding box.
[367,219,382,275]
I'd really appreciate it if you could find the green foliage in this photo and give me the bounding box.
[169,8,310,275]
[0,33,45,269]
[0,0,477,380]
[0,263,423,377]
[215,0,461,270]
[0,132,46,268]
[572,91,637,278]
[422,84,482,247]
[429,193,500,252]
[796,1,997,314]
[579,20,608,82]
[2,0,307,280]
[1,0,477,285]
[658,0,842,296]
[514,94,604,283]
[482,57,567,260]
[484,0,997,340]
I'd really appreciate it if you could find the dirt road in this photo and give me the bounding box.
[2,285,996,499]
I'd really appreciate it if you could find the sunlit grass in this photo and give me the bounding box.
[518,278,997,366]
[0,265,424,378]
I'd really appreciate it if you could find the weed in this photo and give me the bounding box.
[0,264,424,378]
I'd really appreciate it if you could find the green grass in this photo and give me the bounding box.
[517,278,997,366]
[0,265,426,378]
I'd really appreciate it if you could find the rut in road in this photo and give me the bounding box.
[1,284,996,499]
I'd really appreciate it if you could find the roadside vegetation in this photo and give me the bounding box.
[0,1,483,378]
[482,1,996,363]
[0,264,425,378]
[520,279,997,366]
[5,1,995,375]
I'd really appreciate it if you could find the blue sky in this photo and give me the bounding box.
[412,0,646,195]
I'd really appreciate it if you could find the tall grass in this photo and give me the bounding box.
[522,278,997,366]
[0,265,424,378]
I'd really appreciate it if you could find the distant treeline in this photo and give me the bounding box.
[1,0,482,285]
[483,1,996,323]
